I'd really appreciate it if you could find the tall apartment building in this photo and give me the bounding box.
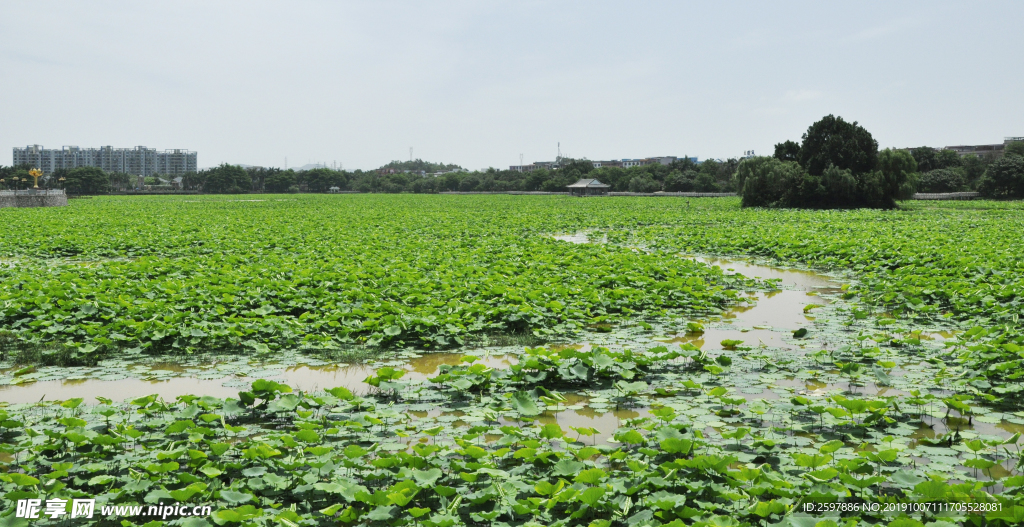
[12,145,197,176]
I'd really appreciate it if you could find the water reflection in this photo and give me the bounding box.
[0,353,515,405]
[403,353,514,375]
[0,376,242,404]
[773,377,911,398]
[656,328,791,351]
[550,232,607,244]
[723,290,822,329]
[687,256,841,293]
[500,393,651,445]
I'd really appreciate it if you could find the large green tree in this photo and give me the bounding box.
[773,140,801,163]
[558,158,595,182]
[961,154,988,184]
[736,157,809,207]
[910,147,939,172]
[739,121,905,208]
[978,155,1024,198]
[627,175,661,193]
[202,164,251,194]
[911,147,961,172]
[61,167,110,194]
[264,170,297,193]
[300,168,347,192]
[936,149,962,170]
[876,148,917,200]
[0,164,31,189]
[798,115,878,176]
[663,170,696,192]
[917,169,967,193]
[698,158,739,191]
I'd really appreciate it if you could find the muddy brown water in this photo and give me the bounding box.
[773,377,912,398]
[0,354,514,405]
[689,256,842,293]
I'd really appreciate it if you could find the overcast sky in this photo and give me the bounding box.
[3,1,1022,170]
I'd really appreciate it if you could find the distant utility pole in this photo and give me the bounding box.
[520,154,524,169]
[410,147,413,162]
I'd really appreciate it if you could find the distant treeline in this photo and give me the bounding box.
[0,158,742,195]
[0,160,745,195]
[0,154,742,195]
[903,145,1023,196]
[191,157,741,195]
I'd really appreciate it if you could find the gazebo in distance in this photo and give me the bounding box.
[566,178,610,197]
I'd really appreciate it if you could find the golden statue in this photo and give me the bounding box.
[29,168,43,189]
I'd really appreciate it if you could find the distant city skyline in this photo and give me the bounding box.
[13,144,197,176]
[2,1,1022,171]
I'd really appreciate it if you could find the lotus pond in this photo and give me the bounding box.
[2,195,1024,527]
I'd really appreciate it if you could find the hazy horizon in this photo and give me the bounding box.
[3,1,1022,171]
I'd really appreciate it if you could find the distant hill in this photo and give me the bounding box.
[198,163,262,171]
[292,163,331,172]
[379,159,463,174]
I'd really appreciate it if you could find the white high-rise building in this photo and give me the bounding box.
[12,145,197,176]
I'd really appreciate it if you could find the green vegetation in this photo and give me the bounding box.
[759,118,1024,206]
[795,115,879,177]
[4,331,1024,526]
[978,155,1024,198]
[202,165,253,194]
[5,195,1024,526]
[748,115,904,208]
[223,157,737,195]
[0,164,33,190]
[4,196,1024,362]
[629,203,1024,327]
[2,156,740,195]
[906,142,1024,197]
[0,195,754,363]
[916,168,965,193]
[62,167,113,195]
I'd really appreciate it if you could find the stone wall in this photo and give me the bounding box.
[0,190,69,208]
